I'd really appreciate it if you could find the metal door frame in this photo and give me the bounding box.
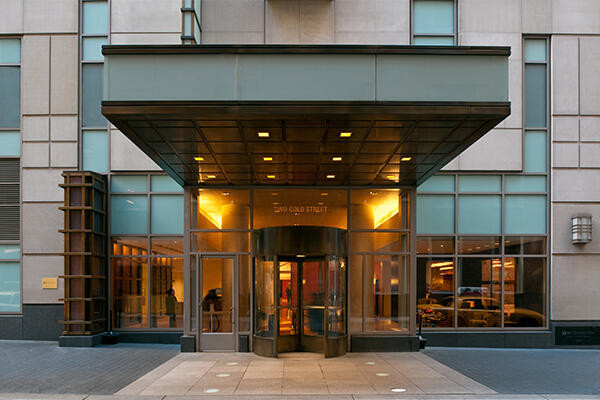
[196,254,238,352]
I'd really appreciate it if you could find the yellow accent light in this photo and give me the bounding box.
[332,156,342,161]
[401,157,412,162]
[197,194,222,229]
[263,156,273,161]
[257,131,270,138]
[372,196,399,228]
[194,156,204,161]
[339,132,352,138]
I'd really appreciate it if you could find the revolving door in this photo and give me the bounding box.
[254,226,347,358]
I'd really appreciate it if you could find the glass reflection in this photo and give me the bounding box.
[504,257,545,327]
[457,257,501,327]
[303,260,325,336]
[328,256,346,336]
[351,189,410,230]
[417,236,454,255]
[192,189,250,230]
[458,237,501,255]
[201,258,233,333]
[111,258,148,328]
[278,261,298,336]
[112,237,147,256]
[504,237,546,255]
[417,258,454,327]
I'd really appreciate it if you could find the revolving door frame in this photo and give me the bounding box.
[253,226,348,358]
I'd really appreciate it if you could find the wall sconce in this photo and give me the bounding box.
[572,214,592,244]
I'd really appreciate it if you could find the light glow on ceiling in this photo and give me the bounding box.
[197,194,222,229]
[372,196,399,228]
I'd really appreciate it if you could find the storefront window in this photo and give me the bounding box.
[417,257,454,328]
[457,257,502,328]
[504,257,545,327]
[111,257,148,329]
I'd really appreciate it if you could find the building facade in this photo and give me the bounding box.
[0,0,599,353]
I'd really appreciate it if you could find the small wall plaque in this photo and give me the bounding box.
[42,278,58,289]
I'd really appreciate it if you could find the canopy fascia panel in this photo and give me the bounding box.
[102,45,510,187]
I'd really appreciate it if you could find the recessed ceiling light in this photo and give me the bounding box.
[386,175,396,180]
[194,156,204,161]
[225,362,238,366]
[401,157,412,162]
[332,156,342,161]
[271,192,278,196]
[321,192,328,196]
[206,175,216,179]
[257,131,270,138]
[204,388,220,393]
[365,361,376,365]
[391,388,406,393]
[297,254,305,258]
[375,373,389,377]
[263,156,273,161]
[216,373,230,378]
[267,175,276,179]
[339,132,352,138]
[327,174,335,179]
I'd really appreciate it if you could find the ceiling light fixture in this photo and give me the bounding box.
[194,156,204,162]
[257,131,270,138]
[263,156,273,161]
[267,175,276,179]
[327,174,335,179]
[401,157,412,162]
[206,175,216,179]
[386,175,396,180]
[332,156,342,161]
[339,132,352,138]
[321,192,328,196]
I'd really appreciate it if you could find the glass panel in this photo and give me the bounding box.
[111,175,147,193]
[350,232,408,253]
[457,257,501,327]
[190,255,197,331]
[239,255,251,332]
[278,260,298,336]
[349,254,362,332]
[0,67,20,128]
[193,189,250,229]
[255,257,275,337]
[458,175,501,192]
[151,195,184,234]
[458,236,501,255]
[417,175,454,192]
[111,237,148,256]
[504,257,545,327]
[254,189,347,229]
[458,195,501,234]
[82,37,106,61]
[0,244,20,260]
[328,256,346,336]
[82,1,108,34]
[505,195,547,234]
[413,36,455,45]
[417,236,454,255]
[82,64,106,127]
[365,254,409,331]
[506,176,546,193]
[417,195,454,234]
[413,0,455,34]
[417,258,454,327]
[504,236,546,255]
[0,132,20,156]
[111,258,148,328]
[302,259,325,336]
[192,232,250,252]
[524,131,547,173]
[525,65,547,128]
[151,175,183,192]
[151,237,184,255]
[202,258,233,333]
[524,39,546,62]
[351,189,409,229]
[151,258,183,328]
[0,39,20,63]
[110,195,148,234]
[82,130,108,173]
[0,262,20,312]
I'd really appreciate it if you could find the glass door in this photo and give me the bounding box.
[197,256,237,351]
[277,260,299,353]
[301,259,325,353]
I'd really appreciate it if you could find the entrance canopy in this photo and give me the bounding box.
[102,45,510,187]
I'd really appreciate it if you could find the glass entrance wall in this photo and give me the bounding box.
[184,187,415,350]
